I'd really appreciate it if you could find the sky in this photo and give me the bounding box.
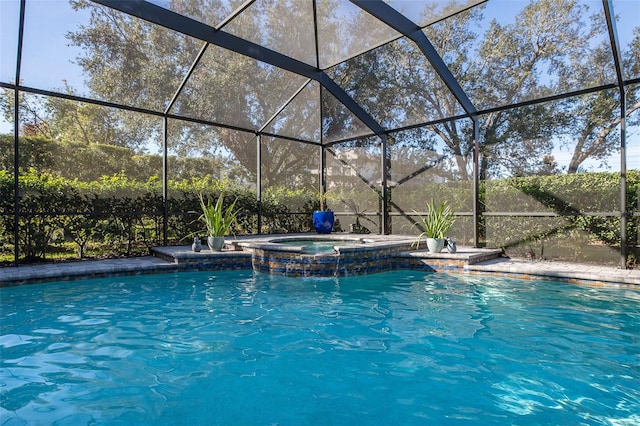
[0,0,639,171]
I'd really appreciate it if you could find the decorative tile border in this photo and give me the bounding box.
[250,241,418,277]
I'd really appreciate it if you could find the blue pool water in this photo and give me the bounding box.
[1,270,639,425]
[275,239,363,253]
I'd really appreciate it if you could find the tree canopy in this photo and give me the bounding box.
[1,0,638,184]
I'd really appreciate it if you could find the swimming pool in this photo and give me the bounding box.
[1,270,639,425]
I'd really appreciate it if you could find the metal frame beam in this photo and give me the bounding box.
[92,0,386,138]
[162,116,169,245]
[472,117,481,247]
[1,82,321,145]
[349,0,477,116]
[12,0,27,266]
[256,134,262,234]
[603,0,628,269]
[380,134,390,234]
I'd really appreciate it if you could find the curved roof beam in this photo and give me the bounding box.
[602,0,625,88]
[349,0,477,116]
[91,0,386,137]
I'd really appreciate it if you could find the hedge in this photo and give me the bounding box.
[0,169,312,262]
[0,168,637,265]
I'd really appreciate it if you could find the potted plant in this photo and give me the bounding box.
[312,187,334,234]
[413,200,456,253]
[198,193,239,251]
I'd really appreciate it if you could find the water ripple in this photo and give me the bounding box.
[1,271,639,425]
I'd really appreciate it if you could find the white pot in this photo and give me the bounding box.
[426,238,445,253]
[207,236,225,251]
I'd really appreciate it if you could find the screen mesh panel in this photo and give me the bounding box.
[316,0,401,69]
[427,0,618,111]
[326,38,465,130]
[1,0,636,264]
[389,121,473,236]
[261,136,319,233]
[482,95,623,263]
[0,0,19,83]
[326,139,381,234]
[166,119,257,239]
[21,1,201,112]
[170,43,309,130]
[263,80,321,143]
[223,0,317,66]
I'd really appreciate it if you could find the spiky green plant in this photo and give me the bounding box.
[198,193,239,237]
[412,200,456,248]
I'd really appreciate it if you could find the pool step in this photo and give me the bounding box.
[396,247,504,273]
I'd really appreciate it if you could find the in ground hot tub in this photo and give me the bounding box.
[237,235,413,277]
[268,236,371,254]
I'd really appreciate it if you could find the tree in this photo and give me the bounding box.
[0,82,158,151]
[47,81,159,150]
[558,28,640,173]
[472,0,601,178]
[5,0,637,183]
[329,0,570,180]
[418,0,640,178]
[0,90,53,138]
[67,0,335,187]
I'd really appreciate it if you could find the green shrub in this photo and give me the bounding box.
[0,141,637,266]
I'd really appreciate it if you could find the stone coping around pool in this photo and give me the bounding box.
[398,247,504,266]
[465,257,640,287]
[234,233,410,253]
[0,256,178,286]
[152,245,251,263]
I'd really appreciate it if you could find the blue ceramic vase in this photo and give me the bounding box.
[313,211,334,234]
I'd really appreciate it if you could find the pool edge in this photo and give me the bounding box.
[1,234,639,288]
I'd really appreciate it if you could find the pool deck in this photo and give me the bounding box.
[1,233,640,287]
